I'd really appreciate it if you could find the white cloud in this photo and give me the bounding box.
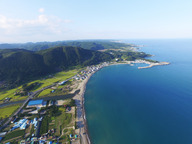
[38,15,48,23]
[0,14,72,42]
[39,8,45,13]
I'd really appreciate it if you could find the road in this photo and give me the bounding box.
[0,90,39,130]
[0,76,76,131]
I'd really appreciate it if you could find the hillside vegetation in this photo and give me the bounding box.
[0,40,135,51]
[0,46,112,86]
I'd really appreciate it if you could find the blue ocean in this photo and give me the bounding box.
[84,39,192,144]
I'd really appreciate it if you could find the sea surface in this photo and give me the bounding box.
[84,39,192,144]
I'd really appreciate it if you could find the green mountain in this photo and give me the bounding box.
[0,40,135,51]
[39,46,112,69]
[0,49,48,84]
[0,46,112,85]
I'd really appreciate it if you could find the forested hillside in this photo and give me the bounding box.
[0,40,135,51]
[0,46,112,85]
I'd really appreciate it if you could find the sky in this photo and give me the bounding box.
[0,0,192,43]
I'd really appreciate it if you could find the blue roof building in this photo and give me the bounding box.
[20,120,27,130]
[27,100,43,107]
[0,137,3,142]
[12,119,27,130]
[69,134,73,138]
[42,101,47,106]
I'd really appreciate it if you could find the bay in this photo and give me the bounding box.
[84,39,192,144]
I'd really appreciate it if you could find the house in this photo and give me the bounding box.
[27,100,46,108]
[0,132,7,137]
[69,134,73,138]
[11,117,17,123]
[58,81,66,85]
[12,119,27,131]
[20,120,28,129]
[31,137,38,141]
[4,97,11,103]
[0,137,3,142]
[20,140,25,144]
[33,118,38,128]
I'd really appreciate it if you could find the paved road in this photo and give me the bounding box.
[0,86,47,130]
[0,76,75,131]
[0,100,25,108]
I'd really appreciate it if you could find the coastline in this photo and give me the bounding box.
[135,60,170,69]
[79,71,95,144]
[73,69,98,144]
[110,60,170,69]
[72,60,170,144]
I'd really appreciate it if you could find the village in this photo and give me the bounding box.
[0,62,109,144]
[0,59,169,144]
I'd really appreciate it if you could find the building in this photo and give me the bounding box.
[58,81,66,85]
[20,140,25,144]
[0,132,7,137]
[27,100,46,108]
[12,119,27,131]
[33,118,38,128]
[20,120,28,129]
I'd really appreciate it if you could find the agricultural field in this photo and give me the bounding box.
[37,80,75,98]
[29,69,79,91]
[38,100,77,143]
[38,89,52,97]
[1,129,25,143]
[0,69,79,102]
[0,86,22,101]
[46,107,73,135]
[0,104,21,119]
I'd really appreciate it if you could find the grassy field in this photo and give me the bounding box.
[30,69,79,91]
[2,129,25,142]
[48,107,73,136]
[0,69,79,102]
[0,86,22,101]
[38,89,51,97]
[0,104,21,119]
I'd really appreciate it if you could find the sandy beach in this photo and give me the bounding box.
[73,71,97,144]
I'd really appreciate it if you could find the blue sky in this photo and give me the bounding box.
[0,0,192,43]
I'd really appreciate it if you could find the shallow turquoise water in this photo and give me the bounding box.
[84,39,192,144]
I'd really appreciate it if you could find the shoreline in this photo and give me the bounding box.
[79,71,95,144]
[70,60,171,144]
[110,60,170,70]
[73,69,98,144]
[134,60,170,69]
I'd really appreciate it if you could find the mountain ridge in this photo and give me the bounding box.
[0,40,134,51]
[0,46,113,86]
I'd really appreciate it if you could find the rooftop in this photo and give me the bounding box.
[28,100,43,106]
